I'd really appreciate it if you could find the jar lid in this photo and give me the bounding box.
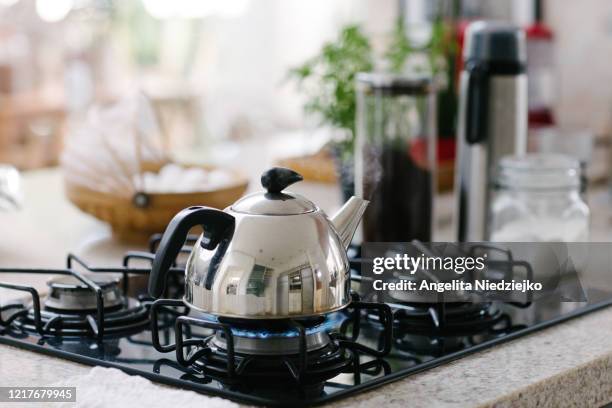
[231,168,317,215]
[356,73,434,95]
[497,154,581,190]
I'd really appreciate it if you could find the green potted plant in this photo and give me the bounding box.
[288,25,373,199]
[289,14,457,197]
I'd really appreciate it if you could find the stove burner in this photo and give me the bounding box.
[212,329,331,356]
[389,302,504,337]
[205,313,347,355]
[45,275,123,312]
[15,298,150,338]
[388,302,513,355]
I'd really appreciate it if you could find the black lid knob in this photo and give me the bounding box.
[261,167,303,194]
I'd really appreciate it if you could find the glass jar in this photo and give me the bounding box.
[490,154,589,242]
[354,73,437,242]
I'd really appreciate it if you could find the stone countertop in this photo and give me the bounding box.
[1,168,612,407]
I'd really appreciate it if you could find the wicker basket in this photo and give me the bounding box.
[65,163,248,241]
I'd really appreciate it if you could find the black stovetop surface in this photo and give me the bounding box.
[1,241,611,406]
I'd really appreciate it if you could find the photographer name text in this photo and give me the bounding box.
[372,279,543,293]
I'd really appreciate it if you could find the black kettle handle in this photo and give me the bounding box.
[148,206,235,298]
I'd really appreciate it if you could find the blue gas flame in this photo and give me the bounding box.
[198,312,348,339]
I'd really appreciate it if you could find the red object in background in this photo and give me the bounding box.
[455,20,471,87]
[528,108,554,128]
[526,21,553,40]
[408,137,456,170]
[526,1,556,128]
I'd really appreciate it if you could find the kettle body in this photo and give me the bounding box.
[185,210,350,318]
[148,167,368,319]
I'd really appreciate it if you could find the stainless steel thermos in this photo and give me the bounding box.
[455,21,528,241]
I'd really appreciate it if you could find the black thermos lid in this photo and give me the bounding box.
[464,21,526,68]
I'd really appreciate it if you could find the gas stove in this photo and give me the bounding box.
[1,236,611,407]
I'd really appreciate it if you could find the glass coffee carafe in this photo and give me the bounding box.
[354,73,437,242]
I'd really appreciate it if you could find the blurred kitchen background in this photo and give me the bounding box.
[0,0,611,254]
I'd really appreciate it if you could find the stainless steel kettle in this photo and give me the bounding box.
[148,167,368,319]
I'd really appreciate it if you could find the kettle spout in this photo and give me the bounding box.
[331,196,369,250]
